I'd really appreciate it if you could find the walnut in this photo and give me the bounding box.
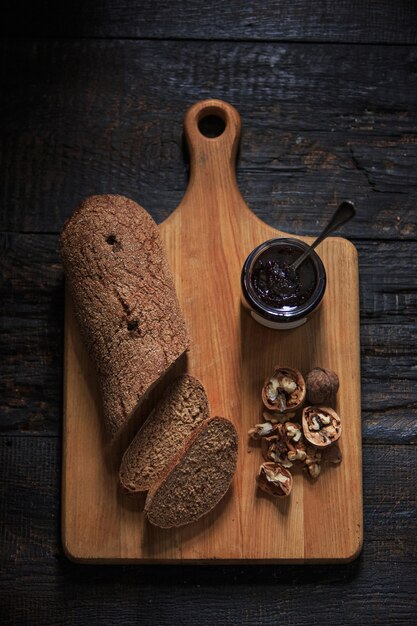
[261,425,293,467]
[248,422,275,440]
[302,406,341,448]
[307,462,321,479]
[304,445,322,478]
[305,367,339,405]
[287,448,307,462]
[284,421,303,443]
[257,462,293,497]
[262,366,306,413]
[250,366,342,496]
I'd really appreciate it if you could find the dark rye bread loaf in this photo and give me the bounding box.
[119,374,209,493]
[60,194,190,438]
[144,416,238,529]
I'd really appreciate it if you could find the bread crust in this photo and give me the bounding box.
[144,416,238,528]
[61,194,190,438]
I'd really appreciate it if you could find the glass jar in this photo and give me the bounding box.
[241,238,326,329]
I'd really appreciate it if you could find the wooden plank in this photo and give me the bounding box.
[1,437,416,622]
[1,40,417,238]
[3,236,417,325]
[1,241,417,441]
[0,3,416,621]
[2,0,417,43]
[2,438,415,562]
[61,100,361,562]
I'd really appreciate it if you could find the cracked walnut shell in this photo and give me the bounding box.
[262,366,306,413]
[257,462,293,497]
[302,406,341,448]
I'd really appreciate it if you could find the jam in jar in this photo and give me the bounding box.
[241,238,326,329]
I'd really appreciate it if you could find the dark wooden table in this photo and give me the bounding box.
[2,2,417,624]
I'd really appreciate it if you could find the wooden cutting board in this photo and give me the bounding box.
[62,99,363,563]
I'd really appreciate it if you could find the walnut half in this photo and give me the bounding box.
[257,462,293,497]
[262,366,306,413]
[302,406,341,448]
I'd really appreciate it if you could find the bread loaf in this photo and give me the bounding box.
[119,374,209,493]
[144,416,238,528]
[61,194,190,438]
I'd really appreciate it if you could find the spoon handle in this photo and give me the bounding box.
[291,201,356,271]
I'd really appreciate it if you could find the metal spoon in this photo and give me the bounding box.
[289,200,356,272]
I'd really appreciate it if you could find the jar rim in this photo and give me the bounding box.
[241,237,326,322]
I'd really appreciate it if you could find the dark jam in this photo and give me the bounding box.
[251,245,316,309]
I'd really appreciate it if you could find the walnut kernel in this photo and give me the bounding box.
[248,422,274,440]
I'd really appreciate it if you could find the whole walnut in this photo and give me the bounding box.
[305,367,339,405]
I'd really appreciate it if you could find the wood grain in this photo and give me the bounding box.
[62,100,362,562]
[2,236,416,441]
[2,40,417,240]
[3,0,417,43]
[1,2,417,620]
[2,438,416,619]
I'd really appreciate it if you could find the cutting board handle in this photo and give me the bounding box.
[183,99,241,195]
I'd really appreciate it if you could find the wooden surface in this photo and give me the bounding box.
[63,99,362,563]
[3,0,417,43]
[1,1,416,623]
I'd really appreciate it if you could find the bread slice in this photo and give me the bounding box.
[144,416,238,528]
[60,194,190,438]
[119,374,209,493]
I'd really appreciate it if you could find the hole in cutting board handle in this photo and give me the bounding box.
[197,112,226,138]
